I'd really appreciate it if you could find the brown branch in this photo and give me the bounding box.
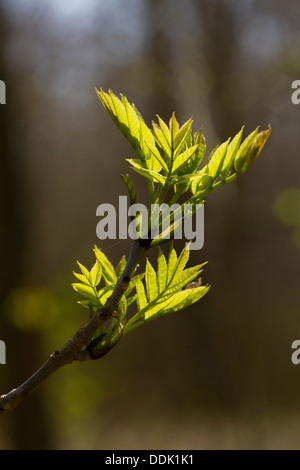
[0,241,146,415]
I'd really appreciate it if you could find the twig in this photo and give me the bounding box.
[0,241,146,414]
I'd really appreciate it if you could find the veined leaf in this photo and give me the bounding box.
[208,138,230,181]
[146,259,158,302]
[191,167,213,194]
[242,125,271,172]
[132,167,166,185]
[126,273,145,296]
[96,88,153,163]
[157,247,168,293]
[221,127,244,179]
[152,122,171,160]
[118,295,127,321]
[158,286,209,315]
[156,115,171,149]
[173,243,190,278]
[77,299,99,309]
[144,140,168,172]
[122,95,141,142]
[129,245,209,327]
[121,174,137,206]
[115,256,126,278]
[169,112,179,141]
[126,158,144,170]
[136,279,147,311]
[139,118,160,171]
[173,118,193,156]
[172,145,199,173]
[73,271,90,285]
[72,283,97,302]
[90,260,102,287]
[167,244,178,283]
[94,246,117,285]
[77,262,91,280]
[234,127,259,174]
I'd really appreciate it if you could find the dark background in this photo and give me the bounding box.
[0,0,300,449]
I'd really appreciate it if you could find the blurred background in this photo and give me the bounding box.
[0,0,300,450]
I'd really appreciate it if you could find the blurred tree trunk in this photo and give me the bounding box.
[0,7,52,449]
[193,0,254,408]
[144,0,177,120]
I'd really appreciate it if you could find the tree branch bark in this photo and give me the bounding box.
[0,241,146,415]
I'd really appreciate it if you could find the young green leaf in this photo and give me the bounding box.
[90,260,102,287]
[173,118,193,156]
[234,127,259,174]
[172,145,199,173]
[136,279,147,311]
[115,255,127,278]
[207,138,230,182]
[72,283,97,302]
[157,247,168,293]
[132,167,166,185]
[145,259,158,302]
[221,127,244,179]
[121,174,137,206]
[242,125,271,172]
[94,246,117,285]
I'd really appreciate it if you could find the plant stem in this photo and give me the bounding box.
[0,241,146,415]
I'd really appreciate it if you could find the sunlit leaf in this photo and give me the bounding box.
[172,145,199,173]
[94,246,117,285]
[90,260,102,287]
[136,279,147,311]
[115,256,126,278]
[145,259,158,302]
[208,138,230,181]
[221,127,244,179]
[157,247,168,293]
[234,127,259,174]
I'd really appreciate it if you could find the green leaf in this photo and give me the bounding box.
[242,125,271,172]
[96,88,153,163]
[145,259,158,302]
[173,118,193,156]
[152,122,171,160]
[126,158,144,170]
[121,174,137,206]
[130,245,209,327]
[173,244,190,279]
[139,118,160,171]
[115,256,126,278]
[144,140,168,172]
[126,273,145,296]
[94,246,117,285]
[72,283,97,302]
[157,247,168,293]
[132,167,166,185]
[172,145,199,173]
[136,279,147,311]
[167,243,178,283]
[73,271,90,285]
[77,262,91,280]
[77,299,99,309]
[157,286,210,315]
[156,115,171,149]
[234,127,259,174]
[90,260,102,287]
[191,166,213,194]
[122,95,141,142]
[220,127,244,179]
[118,295,127,321]
[208,138,230,181]
[169,112,179,142]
